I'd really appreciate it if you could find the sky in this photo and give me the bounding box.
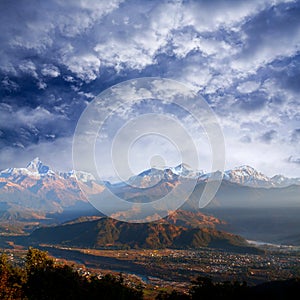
[0,0,299,178]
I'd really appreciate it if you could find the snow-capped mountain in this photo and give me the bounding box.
[26,157,52,175]
[0,158,104,216]
[223,165,273,187]
[59,170,96,183]
[221,166,300,188]
[170,163,204,178]
[127,163,202,188]
[0,157,99,184]
[270,174,300,187]
[0,157,54,180]
[0,158,299,220]
[127,167,173,188]
[196,165,300,188]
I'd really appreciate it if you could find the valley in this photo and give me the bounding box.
[1,240,300,295]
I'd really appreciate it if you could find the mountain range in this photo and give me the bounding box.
[1,158,300,247]
[0,157,104,218]
[126,163,300,188]
[0,157,299,220]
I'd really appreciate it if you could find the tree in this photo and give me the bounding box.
[24,248,143,300]
[0,253,24,299]
[25,247,54,273]
[88,274,143,300]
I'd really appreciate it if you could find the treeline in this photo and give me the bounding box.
[0,248,142,300]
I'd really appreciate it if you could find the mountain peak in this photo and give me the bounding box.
[27,156,41,164]
[233,165,258,173]
[174,163,192,171]
[26,157,50,174]
[224,165,271,187]
[271,174,300,187]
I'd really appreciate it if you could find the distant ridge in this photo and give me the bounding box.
[30,216,261,254]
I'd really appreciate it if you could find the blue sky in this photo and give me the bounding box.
[0,0,299,177]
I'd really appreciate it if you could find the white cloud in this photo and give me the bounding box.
[179,65,213,91]
[94,40,154,72]
[41,64,60,77]
[18,60,38,78]
[179,0,275,32]
[37,80,47,90]
[0,106,65,130]
[237,81,260,93]
[62,53,101,82]
[55,0,123,38]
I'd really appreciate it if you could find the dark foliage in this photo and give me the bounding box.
[189,276,248,300]
[0,253,25,299]
[156,276,300,300]
[0,248,143,300]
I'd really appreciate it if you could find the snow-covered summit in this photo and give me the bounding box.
[0,157,54,179]
[0,158,299,189]
[223,165,272,187]
[59,170,96,183]
[271,174,300,187]
[26,157,51,175]
[126,163,203,188]
[170,163,203,177]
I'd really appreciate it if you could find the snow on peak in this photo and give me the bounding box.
[224,165,272,187]
[0,158,299,189]
[271,174,287,183]
[271,174,300,187]
[73,171,96,182]
[26,157,50,174]
[170,163,203,177]
[171,163,191,174]
[232,165,258,174]
[127,163,203,188]
[58,170,96,183]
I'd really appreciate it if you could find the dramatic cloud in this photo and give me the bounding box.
[0,0,299,177]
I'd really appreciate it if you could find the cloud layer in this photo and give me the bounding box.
[0,0,299,177]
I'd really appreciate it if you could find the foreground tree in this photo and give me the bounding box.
[24,248,143,300]
[0,253,24,299]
